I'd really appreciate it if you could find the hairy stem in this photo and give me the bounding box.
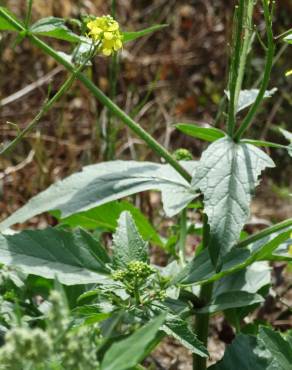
[193,215,213,370]
[234,0,275,140]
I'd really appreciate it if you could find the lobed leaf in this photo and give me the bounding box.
[192,137,274,269]
[0,161,197,232]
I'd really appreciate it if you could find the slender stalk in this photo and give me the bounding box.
[178,209,187,266]
[105,0,119,160]
[227,0,254,137]
[237,218,292,248]
[234,0,275,140]
[28,36,192,182]
[227,1,244,136]
[1,48,95,156]
[193,215,213,370]
[1,75,74,155]
[0,7,192,181]
[25,0,33,28]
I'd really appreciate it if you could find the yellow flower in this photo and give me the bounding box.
[87,15,123,56]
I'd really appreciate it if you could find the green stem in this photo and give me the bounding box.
[193,214,213,370]
[25,0,33,28]
[178,209,187,266]
[1,75,74,155]
[237,217,292,248]
[29,37,192,182]
[1,47,95,156]
[234,0,275,140]
[227,0,254,137]
[0,7,192,182]
[105,0,119,160]
[227,1,244,136]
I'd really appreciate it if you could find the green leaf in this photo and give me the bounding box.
[209,334,270,370]
[0,161,197,232]
[162,317,208,357]
[197,291,264,314]
[173,226,291,286]
[30,17,82,42]
[175,123,225,142]
[122,24,168,43]
[0,7,22,31]
[0,228,110,285]
[192,137,274,269]
[279,128,292,157]
[225,88,277,113]
[241,139,287,150]
[213,261,271,296]
[258,327,292,369]
[210,328,292,370]
[112,211,148,268]
[101,314,166,370]
[284,33,292,44]
[57,200,164,247]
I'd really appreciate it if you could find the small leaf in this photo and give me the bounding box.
[122,24,168,43]
[192,137,274,269]
[0,7,22,31]
[284,33,292,44]
[112,211,148,268]
[30,17,82,42]
[162,317,208,357]
[175,123,225,142]
[0,228,110,285]
[279,128,292,157]
[101,314,166,370]
[225,88,277,113]
[0,161,197,232]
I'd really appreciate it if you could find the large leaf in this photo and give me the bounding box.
[30,17,82,42]
[258,327,292,369]
[225,88,277,113]
[101,314,166,370]
[209,334,270,370]
[112,211,148,268]
[175,123,225,142]
[196,291,264,314]
[210,327,292,370]
[192,137,274,269]
[0,161,197,231]
[57,200,163,247]
[173,226,291,286]
[162,317,208,357]
[0,228,110,285]
[122,24,168,43]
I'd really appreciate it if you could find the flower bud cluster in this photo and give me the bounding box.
[112,260,154,282]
